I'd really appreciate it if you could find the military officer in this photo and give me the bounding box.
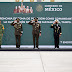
[51,19,62,49]
[11,18,23,48]
[28,17,41,49]
[0,20,4,48]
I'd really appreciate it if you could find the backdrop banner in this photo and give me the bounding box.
[0,2,72,46]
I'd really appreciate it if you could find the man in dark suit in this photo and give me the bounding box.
[28,17,41,49]
[51,19,62,49]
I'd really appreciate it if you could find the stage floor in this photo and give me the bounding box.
[0,47,72,51]
[0,45,72,51]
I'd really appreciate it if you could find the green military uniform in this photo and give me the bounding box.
[28,21,41,49]
[0,24,4,48]
[11,21,23,48]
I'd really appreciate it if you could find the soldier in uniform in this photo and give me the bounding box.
[11,18,23,48]
[51,19,62,49]
[0,20,4,48]
[28,17,41,49]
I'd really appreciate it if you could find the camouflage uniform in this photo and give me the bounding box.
[0,24,4,47]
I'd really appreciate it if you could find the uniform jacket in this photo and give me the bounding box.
[51,24,62,35]
[28,21,41,35]
[11,22,23,35]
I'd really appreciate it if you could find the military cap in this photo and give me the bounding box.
[16,18,20,21]
[54,19,59,22]
[34,17,38,19]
